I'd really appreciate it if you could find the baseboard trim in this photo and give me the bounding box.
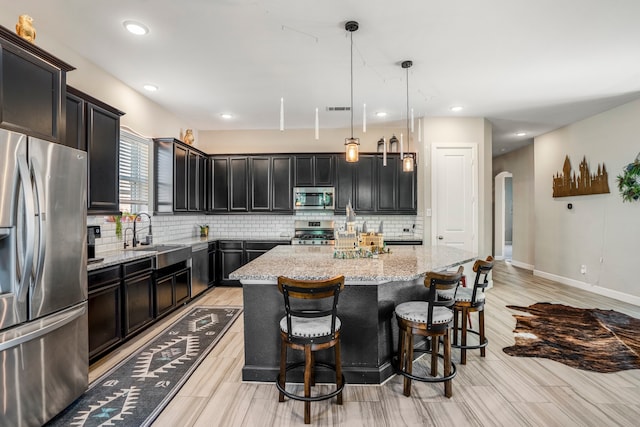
[533,269,640,307]
[510,260,534,270]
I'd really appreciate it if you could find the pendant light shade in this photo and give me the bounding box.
[344,21,360,162]
[401,60,415,172]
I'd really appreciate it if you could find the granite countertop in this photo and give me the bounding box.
[229,245,477,284]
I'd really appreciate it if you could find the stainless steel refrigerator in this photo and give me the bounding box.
[0,129,88,427]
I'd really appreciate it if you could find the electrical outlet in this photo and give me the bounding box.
[403,228,410,232]
[580,264,587,275]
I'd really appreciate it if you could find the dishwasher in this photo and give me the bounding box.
[191,242,209,298]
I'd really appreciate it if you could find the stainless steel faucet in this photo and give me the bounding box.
[132,212,153,247]
[123,227,133,249]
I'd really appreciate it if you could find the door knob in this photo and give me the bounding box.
[438,235,444,240]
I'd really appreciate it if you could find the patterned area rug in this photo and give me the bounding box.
[47,306,242,427]
[503,302,640,373]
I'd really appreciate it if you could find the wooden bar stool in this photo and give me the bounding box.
[442,256,494,364]
[276,275,345,424]
[394,266,463,398]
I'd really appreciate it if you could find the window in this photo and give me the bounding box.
[119,129,151,214]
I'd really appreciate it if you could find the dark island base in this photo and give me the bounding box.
[242,279,433,384]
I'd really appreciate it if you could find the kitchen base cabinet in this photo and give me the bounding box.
[218,241,244,287]
[123,257,154,336]
[88,265,122,362]
[154,261,191,318]
[207,241,217,287]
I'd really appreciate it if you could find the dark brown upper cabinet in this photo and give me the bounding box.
[294,154,334,187]
[0,25,74,143]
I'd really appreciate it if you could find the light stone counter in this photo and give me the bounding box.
[230,244,476,284]
[236,244,477,384]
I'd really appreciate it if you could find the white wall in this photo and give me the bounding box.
[534,98,640,303]
[493,144,535,269]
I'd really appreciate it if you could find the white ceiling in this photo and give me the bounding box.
[3,0,640,156]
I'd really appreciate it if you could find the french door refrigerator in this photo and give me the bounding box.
[0,129,88,426]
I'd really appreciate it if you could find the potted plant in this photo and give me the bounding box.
[199,224,209,238]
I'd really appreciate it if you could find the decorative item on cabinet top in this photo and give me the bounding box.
[182,128,195,145]
[15,14,36,43]
[552,155,610,198]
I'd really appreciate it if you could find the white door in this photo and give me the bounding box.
[431,144,477,252]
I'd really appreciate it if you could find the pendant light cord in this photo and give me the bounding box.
[406,65,409,151]
[350,29,354,139]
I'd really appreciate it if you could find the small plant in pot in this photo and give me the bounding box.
[199,224,209,238]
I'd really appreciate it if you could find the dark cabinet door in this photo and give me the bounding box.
[218,241,244,286]
[0,39,63,142]
[198,155,207,211]
[230,157,249,211]
[250,157,271,211]
[314,155,335,186]
[64,92,85,151]
[87,102,121,214]
[272,156,292,212]
[397,161,417,212]
[88,283,122,360]
[210,156,230,212]
[377,155,398,212]
[294,155,314,187]
[175,268,191,305]
[155,274,175,318]
[187,150,200,211]
[208,243,217,286]
[123,272,154,336]
[294,154,334,187]
[335,156,355,214]
[174,144,188,211]
[355,155,376,212]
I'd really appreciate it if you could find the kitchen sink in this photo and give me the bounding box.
[129,244,191,269]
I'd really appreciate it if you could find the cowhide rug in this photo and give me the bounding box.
[503,302,640,373]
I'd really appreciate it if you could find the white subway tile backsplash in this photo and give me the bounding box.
[90,212,422,255]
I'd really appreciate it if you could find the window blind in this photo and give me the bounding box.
[119,129,150,212]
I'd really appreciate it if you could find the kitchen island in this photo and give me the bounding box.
[230,244,477,384]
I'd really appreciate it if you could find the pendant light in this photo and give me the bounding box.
[344,21,359,162]
[401,60,415,172]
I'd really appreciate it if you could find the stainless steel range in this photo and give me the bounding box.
[291,220,335,245]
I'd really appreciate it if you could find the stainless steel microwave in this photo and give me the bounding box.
[293,187,335,210]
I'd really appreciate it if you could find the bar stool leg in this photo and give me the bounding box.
[310,352,316,386]
[403,332,414,397]
[304,345,312,424]
[335,340,343,405]
[431,336,439,377]
[461,307,468,365]
[479,310,486,358]
[444,329,452,398]
[453,308,459,346]
[278,339,287,402]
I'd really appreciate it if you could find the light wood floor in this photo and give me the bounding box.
[90,262,640,426]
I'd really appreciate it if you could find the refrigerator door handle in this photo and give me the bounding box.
[0,303,87,352]
[16,155,35,304]
[30,160,47,290]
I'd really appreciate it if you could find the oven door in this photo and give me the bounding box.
[293,187,335,210]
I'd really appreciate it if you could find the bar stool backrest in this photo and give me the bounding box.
[423,266,464,327]
[470,256,494,303]
[277,275,345,344]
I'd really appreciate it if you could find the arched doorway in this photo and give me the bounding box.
[494,171,513,261]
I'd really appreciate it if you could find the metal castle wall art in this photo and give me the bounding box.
[552,155,609,198]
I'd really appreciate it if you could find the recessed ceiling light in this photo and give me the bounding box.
[376,112,387,117]
[123,20,149,36]
[450,106,463,112]
[143,84,158,92]
[220,113,233,119]
[516,132,527,136]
